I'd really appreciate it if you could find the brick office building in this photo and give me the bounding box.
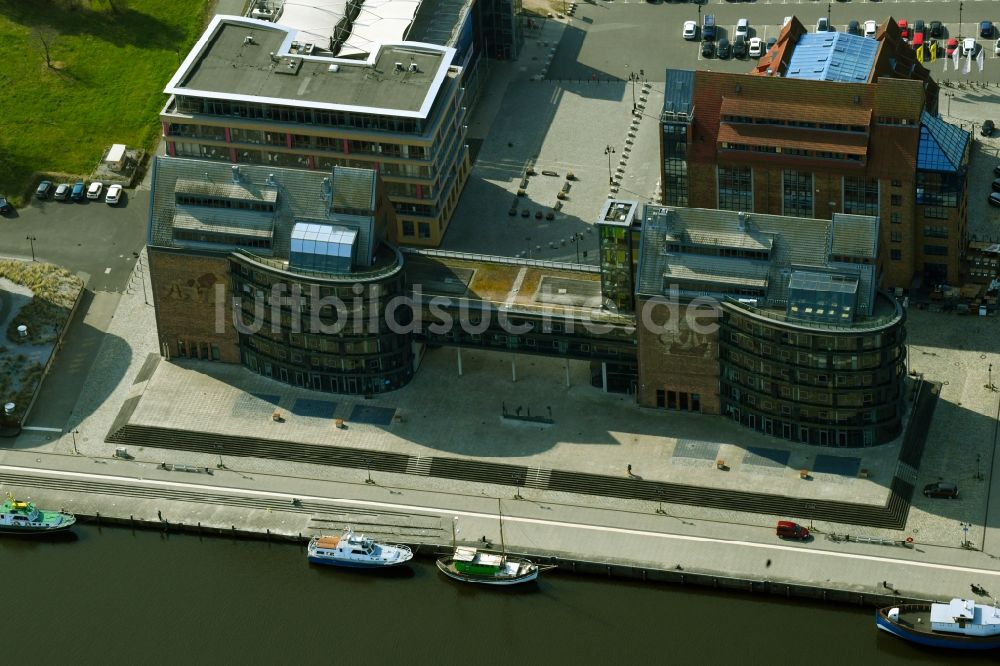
[661,18,970,290]
[634,205,906,446]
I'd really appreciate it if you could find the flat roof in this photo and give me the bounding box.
[166,15,456,119]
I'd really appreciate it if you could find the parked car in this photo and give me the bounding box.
[864,20,878,38]
[86,181,104,200]
[995,38,1000,56]
[983,119,996,137]
[991,178,1000,193]
[946,37,959,56]
[816,17,829,33]
[981,21,994,38]
[35,180,53,199]
[766,37,777,51]
[703,14,716,41]
[912,32,925,50]
[717,37,732,59]
[922,481,958,499]
[105,184,123,206]
[898,19,909,41]
[847,20,860,36]
[70,181,86,200]
[963,37,977,56]
[701,40,715,58]
[735,18,749,40]
[929,21,943,39]
[54,183,71,200]
[914,19,925,37]
[994,164,1000,177]
[733,35,747,59]
[683,20,697,41]
[748,37,763,58]
[776,521,810,540]
[990,192,1000,208]
[0,196,10,215]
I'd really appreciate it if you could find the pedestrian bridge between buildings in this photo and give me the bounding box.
[402,249,637,388]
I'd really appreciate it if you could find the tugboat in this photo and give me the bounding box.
[0,492,76,534]
[876,598,1000,650]
[307,529,413,569]
[436,500,552,587]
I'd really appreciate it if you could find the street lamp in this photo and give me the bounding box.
[365,457,375,484]
[512,472,524,500]
[827,3,831,29]
[959,1,964,40]
[570,231,585,263]
[604,145,616,185]
[70,429,80,455]
[960,521,971,548]
[946,92,955,117]
[25,236,37,262]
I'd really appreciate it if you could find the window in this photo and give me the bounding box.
[717,166,753,212]
[923,244,948,256]
[924,225,949,238]
[843,176,879,216]
[401,220,415,237]
[890,194,902,206]
[923,206,949,220]
[890,231,902,242]
[890,212,901,224]
[782,170,813,216]
[418,222,431,239]
[891,179,902,187]
[890,249,902,261]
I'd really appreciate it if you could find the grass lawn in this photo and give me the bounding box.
[0,0,212,202]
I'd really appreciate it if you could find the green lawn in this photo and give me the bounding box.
[0,0,212,202]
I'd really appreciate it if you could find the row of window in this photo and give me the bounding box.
[722,115,868,133]
[175,194,275,213]
[724,314,900,351]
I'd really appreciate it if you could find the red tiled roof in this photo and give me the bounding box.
[717,124,869,155]
[720,97,872,127]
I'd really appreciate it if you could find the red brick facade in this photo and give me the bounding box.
[636,298,721,414]
[148,250,240,363]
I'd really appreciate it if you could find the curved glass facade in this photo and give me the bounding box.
[230,248,414,395]
[719,294,906,447]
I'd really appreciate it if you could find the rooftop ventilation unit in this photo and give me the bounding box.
[243,35,255,46]
[328,64,340,73]
[409,63,419,73]
[266,173,277,185]
[394,62,404,72]
[232,165,241,183]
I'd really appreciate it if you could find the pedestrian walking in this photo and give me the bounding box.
[157,510,162,521]
[627,464,632,476]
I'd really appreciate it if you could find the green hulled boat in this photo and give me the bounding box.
[0,493,76,534]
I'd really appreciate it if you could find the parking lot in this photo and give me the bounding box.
[543,0,1000,83]
[0,185,148,293]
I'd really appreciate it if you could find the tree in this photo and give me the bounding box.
[34,27,59,70]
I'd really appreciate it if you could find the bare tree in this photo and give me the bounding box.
[34,27,59,70]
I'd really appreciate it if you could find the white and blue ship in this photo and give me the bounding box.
[307,530,413,569]
[876,598,1000,651]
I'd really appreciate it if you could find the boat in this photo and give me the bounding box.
[876,598,1000,650]
[306,529,413,569]
[436,499,552,586]
[0,492,76,534]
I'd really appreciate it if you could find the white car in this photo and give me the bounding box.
[735,18,749,40]
[995,38,1000,56]
[86,182,103,200]
[105,184,123,206]
[748,37,763,58]
[963,37,977,56]
[682,20,697,41]
[864,21,878,38]
[816,17,829,33]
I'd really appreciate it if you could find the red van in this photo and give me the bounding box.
[776,520,810,540]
